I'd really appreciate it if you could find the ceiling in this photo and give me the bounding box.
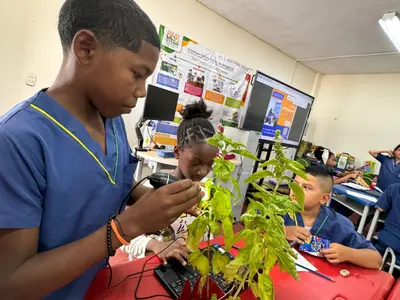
[198,0,400,74]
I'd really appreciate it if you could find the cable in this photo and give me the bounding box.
[134,237,185,300]
[118,176,150,214]
[146,120,158,148]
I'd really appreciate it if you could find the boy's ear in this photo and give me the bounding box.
[72,30,99,66]
[319,193,331,205]
[173,146,180,159]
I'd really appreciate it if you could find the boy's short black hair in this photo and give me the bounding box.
[305,165,334,193]
[58,0,160,53]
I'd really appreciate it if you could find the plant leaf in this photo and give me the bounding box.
[258,274,274,300]
[287,161,308,180]
[187,217,207,252]
[260,159,278,168]
[249,198,267,215]
[212,251,230,274]
[222,217,234,250]
[288,182,305,209]
[264,247,277,273]
[250,282,260,298]
[276,251,299,281]
[231,178,241,202]
[245,170,274,183]
[231,149,259,161]
[197,252,210,276]
[211,191,231,220]
[188,251,202,265]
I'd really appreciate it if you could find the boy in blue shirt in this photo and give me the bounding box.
[284,166,382,269]
[369,146,400,191]
[374,184,400,259]
[0,1,202,299]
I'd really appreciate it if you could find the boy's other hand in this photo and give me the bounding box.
[120,179,203,237]
[285,226,311,244]
[148,239,190,265]
[321,243,350,264]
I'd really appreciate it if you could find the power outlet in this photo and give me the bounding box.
[26,73,37,87]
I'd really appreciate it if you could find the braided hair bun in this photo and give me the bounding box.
[177,99,215,148]
[179,99,213,120]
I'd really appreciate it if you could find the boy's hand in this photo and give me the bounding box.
[321,243,351,264]
[285,226,311,244]
[148,239,190,265]
[120,180,203,237]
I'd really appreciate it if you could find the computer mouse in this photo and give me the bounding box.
[149,173,181,189]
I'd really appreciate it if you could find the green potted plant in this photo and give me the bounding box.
[187,131,307,300]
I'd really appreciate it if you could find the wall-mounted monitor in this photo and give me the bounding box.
[242,71,314,147]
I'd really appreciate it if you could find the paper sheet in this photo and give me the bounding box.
[346,190,378,203]
[292,249,318,272]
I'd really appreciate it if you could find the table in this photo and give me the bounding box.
[387,279,400,300]
[330,184,380,240]
[86,236,394,300]
[134,151,178,182]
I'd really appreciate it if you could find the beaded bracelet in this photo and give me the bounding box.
[106,216,116,257]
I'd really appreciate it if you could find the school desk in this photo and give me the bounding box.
[85,236,394,300]
[330,184,380,240]
[387,278,400,300]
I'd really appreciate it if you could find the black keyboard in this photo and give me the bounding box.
[154,244,234,299]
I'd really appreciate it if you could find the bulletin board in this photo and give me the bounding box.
[149,25,252,146]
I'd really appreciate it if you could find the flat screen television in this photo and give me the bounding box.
[242,71,314,147]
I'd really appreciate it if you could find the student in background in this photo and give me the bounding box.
[314,147,360,184]
[369,146,400,191]
[121,100,217,264]
[284,166,382,269]
[374,184,400,260]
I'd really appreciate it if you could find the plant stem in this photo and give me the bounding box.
[207,229,211,298]
[232,269,250,299]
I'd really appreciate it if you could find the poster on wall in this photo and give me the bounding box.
[261,89,297,140]
[151,25,252,146]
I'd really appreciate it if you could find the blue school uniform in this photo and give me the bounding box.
[283,205,376,250]
[0,90,137,299]
[377,184,400,253]
[376,154,400,191]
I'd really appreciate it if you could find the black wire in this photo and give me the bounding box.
[146,120,158,148]
[134,237,185,300]
[108,267,157,289]
[106,175,152,289]
[118,176,150,214]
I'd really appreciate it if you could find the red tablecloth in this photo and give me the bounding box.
[387,279,400,300]
[86,237,394,300]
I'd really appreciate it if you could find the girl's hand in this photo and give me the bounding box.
[148,239,190,265]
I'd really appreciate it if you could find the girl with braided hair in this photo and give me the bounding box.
[121,100,218,264]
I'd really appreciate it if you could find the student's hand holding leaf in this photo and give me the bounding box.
[119,180,203,238]
[285,226,311,244]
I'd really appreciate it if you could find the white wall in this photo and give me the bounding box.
[0,0,317,146]
[307,73,400,167]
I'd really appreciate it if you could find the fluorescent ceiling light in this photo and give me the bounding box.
[379,12,400,52]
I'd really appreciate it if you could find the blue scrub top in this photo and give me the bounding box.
[376,154,400,191]
[0,90,137,299]
[377,184,400,252]
[283,205,376,250]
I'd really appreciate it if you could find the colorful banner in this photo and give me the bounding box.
[150,25,252,146]
[261,89,297,140]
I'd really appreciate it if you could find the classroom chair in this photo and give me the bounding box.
[380,247,400,275]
